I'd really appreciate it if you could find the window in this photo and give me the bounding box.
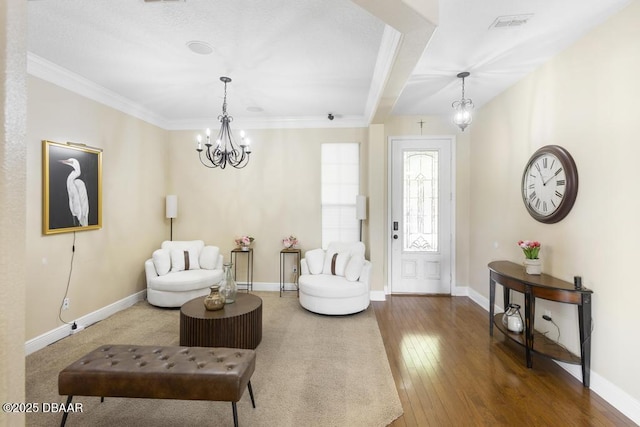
[403,150,439,252]
[321,143,360,249]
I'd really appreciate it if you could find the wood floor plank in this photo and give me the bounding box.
[373,295,635,426]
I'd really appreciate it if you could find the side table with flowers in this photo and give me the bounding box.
[518,240,541,275]
[235,235,254,251]
[282,235,299,249]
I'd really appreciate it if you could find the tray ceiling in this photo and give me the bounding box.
[27,0,630,130]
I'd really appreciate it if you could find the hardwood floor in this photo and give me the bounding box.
[372,295,635,427]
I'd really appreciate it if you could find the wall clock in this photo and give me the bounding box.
[521,145,578,224]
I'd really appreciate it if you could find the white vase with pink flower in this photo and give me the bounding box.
[282,235,298,249]
[518,240,541,275]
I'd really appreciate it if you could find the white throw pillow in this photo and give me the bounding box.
[170,248,200,272]
[305,248,325,275]
[152,249,171,276]
[345,255,364,281]
[323,251,350,276]
[199,246,220,270]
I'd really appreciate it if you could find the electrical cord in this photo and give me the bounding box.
[542,315,594,356]
[581,319,595,356]
[549,318,561,343]
[58,232,76,326]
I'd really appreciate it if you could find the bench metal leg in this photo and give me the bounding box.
[232,402,238,427]
[247,381,256,408]
[60,395,73,427]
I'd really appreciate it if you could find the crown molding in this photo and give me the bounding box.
[27,52,374,131]
[166,114,368,131]
[27,52,169,128]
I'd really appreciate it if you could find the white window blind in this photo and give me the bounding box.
[321,143,360,249]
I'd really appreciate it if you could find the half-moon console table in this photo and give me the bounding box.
[488,260,593,387]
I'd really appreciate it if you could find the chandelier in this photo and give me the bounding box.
[196,76,251,169]
[452,71,474,132]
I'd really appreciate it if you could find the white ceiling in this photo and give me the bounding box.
[27,0,630,130]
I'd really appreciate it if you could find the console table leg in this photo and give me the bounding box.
[489,279,496,336]
[578,294,592,387]
[279,254,284,297]
[524,291,534,368]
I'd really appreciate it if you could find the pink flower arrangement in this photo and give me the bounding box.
[517,240,541,259]
[283,235,298,249]
[235,236,254,247]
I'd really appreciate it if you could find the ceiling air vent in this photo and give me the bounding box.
[489,14,534,29]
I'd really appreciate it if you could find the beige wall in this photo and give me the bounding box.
[469,0,640,403]
[1,0,27,424]
[25,77,169,339]
[167,127,369,285]
[164,113,471,296]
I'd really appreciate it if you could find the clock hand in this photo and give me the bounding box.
[542,169,562,185]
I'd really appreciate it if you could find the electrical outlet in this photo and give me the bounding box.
[71,323,85,334]
[63,298,70,310]
[544,309,551,318]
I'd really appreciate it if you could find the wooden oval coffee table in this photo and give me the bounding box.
[180,293,262,349]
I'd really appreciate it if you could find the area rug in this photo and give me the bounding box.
[25,292,403,426]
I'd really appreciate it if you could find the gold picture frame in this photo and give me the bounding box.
[43,140,103,235]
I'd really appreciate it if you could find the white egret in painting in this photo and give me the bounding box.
[59,158,89,227]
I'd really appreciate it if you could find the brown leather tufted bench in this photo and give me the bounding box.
[58,345,256,427]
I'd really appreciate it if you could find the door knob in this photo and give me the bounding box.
[393,234,398,240]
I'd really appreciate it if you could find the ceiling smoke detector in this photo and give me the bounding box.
[489,14,534,29]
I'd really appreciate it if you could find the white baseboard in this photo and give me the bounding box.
[250,282,294,292]
[251,282,387,303]
[370,290,386,301]
[25,290,147,356]
[452,285,469,296]
[467,287,640,425]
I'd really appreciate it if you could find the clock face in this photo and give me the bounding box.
[521,145,578,224]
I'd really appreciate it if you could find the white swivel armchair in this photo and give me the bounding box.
[145,240,224,307]
[298,241,372,315]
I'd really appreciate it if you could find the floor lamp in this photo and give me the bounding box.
[356,195,367,242]
[166,195,178,241]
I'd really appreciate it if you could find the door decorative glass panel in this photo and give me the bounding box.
[403,150,438,252]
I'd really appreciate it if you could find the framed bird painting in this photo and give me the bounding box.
[42,140,103,235]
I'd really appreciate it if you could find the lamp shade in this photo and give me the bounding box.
[166,195,178,219]
[356,195,367,220]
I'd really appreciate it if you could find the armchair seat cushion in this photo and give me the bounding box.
[298,274,367,299]
[148,269,224,293]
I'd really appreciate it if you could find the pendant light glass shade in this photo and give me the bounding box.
[452,72,474,131]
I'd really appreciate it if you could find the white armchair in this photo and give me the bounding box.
[298,241,372,315]
[145,240,224,307]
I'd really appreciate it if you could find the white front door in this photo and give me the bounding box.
[389,136,454,294]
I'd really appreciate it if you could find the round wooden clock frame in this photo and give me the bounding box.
[521,145,578,224]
